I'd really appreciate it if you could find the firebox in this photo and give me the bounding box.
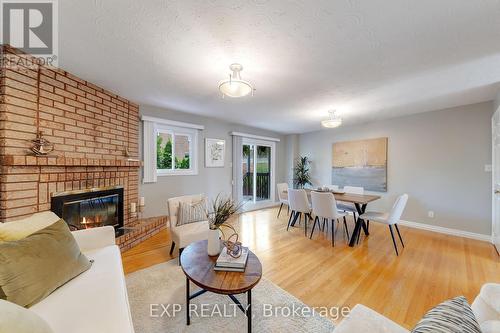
[51,186,124,234]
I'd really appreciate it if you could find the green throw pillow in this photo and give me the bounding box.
[0,219,92,307]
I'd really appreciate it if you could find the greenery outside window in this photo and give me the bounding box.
[156,125,198,176]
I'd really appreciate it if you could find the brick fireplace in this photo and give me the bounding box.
[0,45,165,251]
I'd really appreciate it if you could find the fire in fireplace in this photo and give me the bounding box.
[51,186,124,234]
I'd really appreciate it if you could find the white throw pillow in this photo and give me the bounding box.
[0,300,53,333]
[176,200,206,226]
[0,211,61,241]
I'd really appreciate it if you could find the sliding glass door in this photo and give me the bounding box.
[242,144,255,201]
[241,139,274,206]
[256,146,271,201]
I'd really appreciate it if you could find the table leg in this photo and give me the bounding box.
[186,277,190,325]
[359,204,369,236]
[349,203,369,247]
[247,289,252,333]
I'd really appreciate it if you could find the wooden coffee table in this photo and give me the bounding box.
[180,240,262,333]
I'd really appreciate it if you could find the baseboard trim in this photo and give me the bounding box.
[398,220,492,243]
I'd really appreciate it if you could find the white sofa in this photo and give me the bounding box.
[167,194,208,256]
[335,283,500,333]
[30,224,135,333]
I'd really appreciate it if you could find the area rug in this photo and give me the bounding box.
[126,260,335,333]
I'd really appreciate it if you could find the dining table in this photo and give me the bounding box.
[293,189,381,247]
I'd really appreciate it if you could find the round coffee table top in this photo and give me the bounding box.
[180,240,262,295]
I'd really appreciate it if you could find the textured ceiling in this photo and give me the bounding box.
[59,0,500,133]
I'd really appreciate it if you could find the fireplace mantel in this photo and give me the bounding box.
[0,155,143,167]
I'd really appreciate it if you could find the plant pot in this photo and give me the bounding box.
[207,228,221,256]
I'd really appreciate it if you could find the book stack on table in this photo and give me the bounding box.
[214,246,249,272]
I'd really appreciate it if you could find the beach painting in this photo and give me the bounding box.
[332,137,388,192]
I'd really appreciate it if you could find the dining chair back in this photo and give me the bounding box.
[287,189,312,236]
[344,186,364,194]
[276,183,289,203]
[358,193,409,255]
[311,191,339,219]
[387,194,409,225]
[288,189,310,213]
[310,191,348,245]
[338,186,363,217]
[323,184,339,191]
[276,183,290,218]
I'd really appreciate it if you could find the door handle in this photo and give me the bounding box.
[495,190,500,194]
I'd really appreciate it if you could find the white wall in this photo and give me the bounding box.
[298,102,494,236]
[139,105,287,218]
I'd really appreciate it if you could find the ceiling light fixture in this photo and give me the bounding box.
[218,63,254,98]
[321,110,342,128]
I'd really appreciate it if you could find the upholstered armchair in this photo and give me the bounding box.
[167,194,208,258]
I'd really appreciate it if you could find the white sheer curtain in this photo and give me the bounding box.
[232,135,243,202]
[142,120,157,183]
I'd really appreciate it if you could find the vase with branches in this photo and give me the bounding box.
[293,156,312,189]
[206,194,243,256]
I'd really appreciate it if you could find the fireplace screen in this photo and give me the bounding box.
[63,194,119,230]
[51,186,124,232]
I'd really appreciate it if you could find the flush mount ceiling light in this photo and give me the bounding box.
[321,110,342,128]
[218,63,254,98]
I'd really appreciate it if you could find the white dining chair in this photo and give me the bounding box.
[338,186,364,222]
[323,184,339,191]
[359,194,409,256]
[344,186,364,194]
[287,189,312,236]
[310,191,348,246]
[276,183,290,218]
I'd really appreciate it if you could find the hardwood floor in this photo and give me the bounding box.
[122,207,500,328]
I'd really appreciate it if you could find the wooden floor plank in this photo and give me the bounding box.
[122,207,500,328]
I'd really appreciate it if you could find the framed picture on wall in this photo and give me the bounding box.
[205,138,225,168]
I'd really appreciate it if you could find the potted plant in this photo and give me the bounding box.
[206,194,242,256]
[293,156,313,189]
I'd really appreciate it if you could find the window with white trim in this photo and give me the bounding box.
[155,124,198,176]
[142,116,202,182]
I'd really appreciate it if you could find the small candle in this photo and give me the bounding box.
[139,197,145,206]
[130,202,137,213]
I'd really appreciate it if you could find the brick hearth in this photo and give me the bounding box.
[0,45,165,251]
